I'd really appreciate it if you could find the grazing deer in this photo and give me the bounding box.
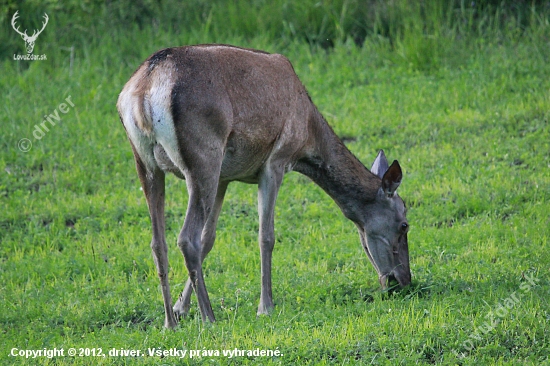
[11,11,49,54]
[117,45,411,328]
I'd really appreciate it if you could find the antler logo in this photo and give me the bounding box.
[11,11,49,54]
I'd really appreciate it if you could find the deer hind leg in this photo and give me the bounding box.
[133,151,177,329]
[175,143,226,322]
[257,164,284,316]
[174,181,228,319]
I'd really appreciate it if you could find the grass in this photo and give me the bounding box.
[1,1,550,364]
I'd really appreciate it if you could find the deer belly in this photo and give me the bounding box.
[220,143,270,183]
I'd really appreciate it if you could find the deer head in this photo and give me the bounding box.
[359,150,411,289]
[11,11,49,54]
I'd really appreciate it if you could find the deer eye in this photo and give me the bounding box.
[400,222,409,233]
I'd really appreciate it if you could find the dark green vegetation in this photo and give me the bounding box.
[1,1,549,364]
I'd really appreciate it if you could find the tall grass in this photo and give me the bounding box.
[2,0,550,71]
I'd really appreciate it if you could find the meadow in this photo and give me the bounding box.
[1,1,549,364]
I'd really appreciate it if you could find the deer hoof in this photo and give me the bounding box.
[256,302,274,316]
[164,312,178,329]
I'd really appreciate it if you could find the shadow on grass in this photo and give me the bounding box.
[380,278,479,301]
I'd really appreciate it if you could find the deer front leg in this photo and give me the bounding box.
[257,165,284,316]
[174,182,228,319]
[135,158,177,329]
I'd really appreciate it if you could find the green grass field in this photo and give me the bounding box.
[1,1,549,364]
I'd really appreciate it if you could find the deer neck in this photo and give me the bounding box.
[294,109,381,222]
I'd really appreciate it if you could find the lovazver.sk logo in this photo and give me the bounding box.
[11,11,48,61]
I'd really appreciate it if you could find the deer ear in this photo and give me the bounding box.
[381,160,402,197]
[371,150,389,179]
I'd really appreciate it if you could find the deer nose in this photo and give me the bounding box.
[394,267,412,287]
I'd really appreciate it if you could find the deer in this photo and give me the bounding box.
[117,45,411,328]
[11,11,49,54]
